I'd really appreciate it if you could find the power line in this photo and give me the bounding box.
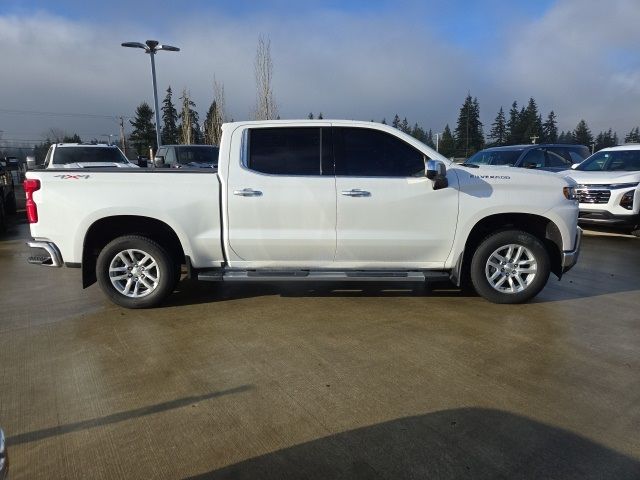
[0,108,131,120]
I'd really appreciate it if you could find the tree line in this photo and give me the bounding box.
[386,94,640,159]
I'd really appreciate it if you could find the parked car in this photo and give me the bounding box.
[0,427,7,480]
[0,159,17,232]
[564,144,640,236]
[154,145,219,169]
[44,143,137,169]
[24,120,581,308]
[465,144,590,172]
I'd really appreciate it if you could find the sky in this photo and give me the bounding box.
[1,0,639,147]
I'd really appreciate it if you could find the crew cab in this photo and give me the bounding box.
[24,120,582,308]
[564,144,640,236]
[44,143,137,169]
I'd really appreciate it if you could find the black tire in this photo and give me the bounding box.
[470,230,550,304]
[96,235,178,308]
[5,190,16,215]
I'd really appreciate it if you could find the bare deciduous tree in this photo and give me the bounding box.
[180,88,192,145]
[204,76,226,145]
[254,34,278,120]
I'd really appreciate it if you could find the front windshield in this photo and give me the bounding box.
[53,147,128,165]
[465,150,522,166]
[576,150,640,172]
[176,146,219,165]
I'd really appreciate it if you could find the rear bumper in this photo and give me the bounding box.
[578,211,639,228]
[561,228,582,273]
[26,240,63,267]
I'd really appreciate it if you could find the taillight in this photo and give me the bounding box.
[23,178,40,223]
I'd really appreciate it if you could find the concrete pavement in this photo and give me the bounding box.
[0,212,639,479]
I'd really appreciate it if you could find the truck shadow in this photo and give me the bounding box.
[182,407,640,479]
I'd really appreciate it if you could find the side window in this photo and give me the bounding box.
[248,127,322,175]
[521,148,545,168]
[165,147,177,166]
[44,146,53,167]
[568,151,585,165]
[335,127,425,177]
[545,148,572,168]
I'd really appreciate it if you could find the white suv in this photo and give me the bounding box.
[566,144,640,236]
[44,143,137,169]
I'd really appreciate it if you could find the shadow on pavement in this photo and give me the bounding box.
[184,408,640,480]
[6,385,253,446]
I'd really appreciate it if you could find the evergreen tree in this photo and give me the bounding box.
[425,129,435,148]
[624,127,640,143]
[318,112,323,119]
[506,101,521,144]
[454,94,484,157]
[594,128,617,151]
[129,101,156,155]
[62,133,82,143]
[161,86,179,144]
[204,100,223,145]
[439,124,455,158]
[410,123,426,143]
[381,118,387,125]
[392,114,401,129]
[400,117,410,133]
[520,98,542,144]
[542,111,558,143]
[573,119,593,146]
[308,112,314,119]
[489,107,507,146]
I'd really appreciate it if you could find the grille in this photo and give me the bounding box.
[576,188,610,204]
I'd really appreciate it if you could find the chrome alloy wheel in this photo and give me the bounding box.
[108,249,160,298]
[485,243,537,294]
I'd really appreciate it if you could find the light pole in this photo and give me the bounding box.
[121,40,179,151]
[435,132,442,152]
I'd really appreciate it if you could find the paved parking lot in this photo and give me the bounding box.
[0,210,639,479]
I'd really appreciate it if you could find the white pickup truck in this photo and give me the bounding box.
[25,120,582,308]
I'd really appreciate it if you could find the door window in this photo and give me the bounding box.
[334,127,425,177]
[545,148,573,168]
[521,149,545,168]
[247,127,328,175]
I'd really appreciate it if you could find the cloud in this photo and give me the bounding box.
[0,0,639,144]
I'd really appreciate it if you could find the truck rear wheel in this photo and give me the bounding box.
[96,235,178,308]
[470,230,550,304]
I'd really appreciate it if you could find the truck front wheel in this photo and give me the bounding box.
[470,230,550,304]
[96,235,178,308]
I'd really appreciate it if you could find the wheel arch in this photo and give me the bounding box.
[454,213,563,285]
[82,215,185,288]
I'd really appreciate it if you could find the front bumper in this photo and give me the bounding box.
[26,240,63,267]
[578,210,640,228]
[561,227,582,273]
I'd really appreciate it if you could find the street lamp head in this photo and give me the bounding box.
[121,41,148,51]
[145,39,160,50]
[157,44,180,52]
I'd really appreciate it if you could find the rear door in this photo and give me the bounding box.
[226,125,336,267]
[333,126,458,268]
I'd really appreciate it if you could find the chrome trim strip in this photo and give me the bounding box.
[26,241,63,267]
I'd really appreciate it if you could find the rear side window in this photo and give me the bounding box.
[53,147,127,165]
[248,127,325,175]
[335,127,424,177]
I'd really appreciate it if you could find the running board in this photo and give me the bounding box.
[197,269,450,283]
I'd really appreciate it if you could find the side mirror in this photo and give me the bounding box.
[153,155,165,168]
[426,159,448,189]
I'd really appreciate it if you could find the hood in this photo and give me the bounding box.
[464,163,563,180]
[560,169,640,186]
[61,162,137,169]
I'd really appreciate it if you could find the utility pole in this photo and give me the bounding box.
[530,135,539,144]
[119,116,127,154]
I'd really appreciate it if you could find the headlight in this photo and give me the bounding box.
[620,190,635,210]
[563,186,578,200]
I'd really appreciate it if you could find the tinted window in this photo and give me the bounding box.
[248,128,322,175]
[466,150,522,166]
[335,127,424,177]
[175,146,218,165]
[53,147,128,165]
[544,148,572,168]
[577,150,640,172]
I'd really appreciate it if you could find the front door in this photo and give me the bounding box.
[226,125,336,267]
[333,126,458,268]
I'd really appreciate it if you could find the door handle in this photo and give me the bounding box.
[341,189,371,197]
[233,188,263,197]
